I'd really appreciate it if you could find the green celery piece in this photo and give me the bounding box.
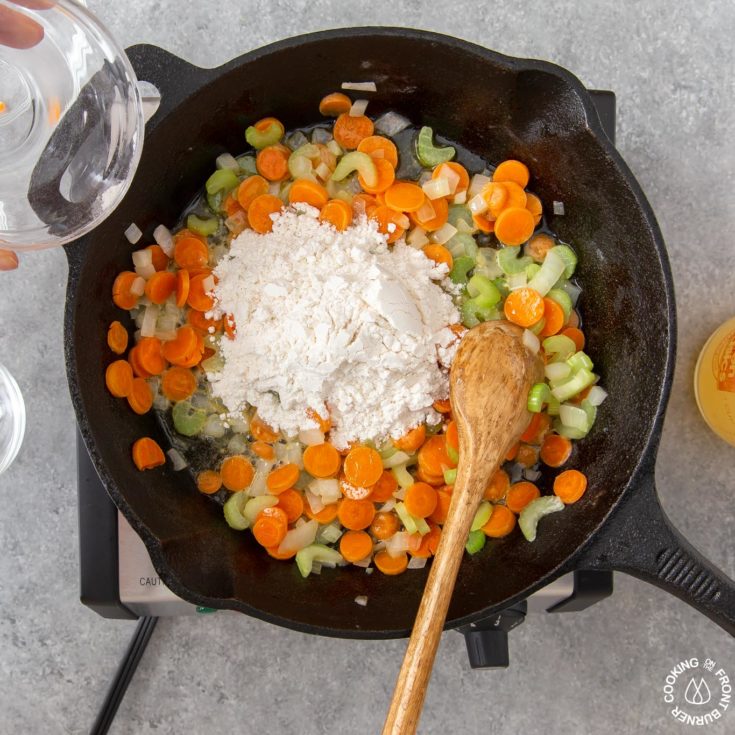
[205,168,239,196]
[392,464,415,489]
[527,383,551,413]
[416,126,456,167]
[449,256,475,284]
[447,232,478,259]
[551,368,596,402]
[243,495,278,524]
[187,214,218,237]
[295,544,343,578]
[172,401,207,437]
[471,502,493,532]
[519,496,564,542]
[395,502,418,535]
[223,493,249,530]
[497,246,533,275]
[331,151,378,187]
[547,288,573,321]
[465,529,486,555]
[467,274,502,305]
[554,244,578,278]
[447,204,474,230]
[414,516,431,536]
[236,155,257,174]
[245,120,284,149]
[567,351,594,373]
[542,334,576,362]
[443,467,457,485]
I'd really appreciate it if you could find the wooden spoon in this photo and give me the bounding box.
[382,321,544,735]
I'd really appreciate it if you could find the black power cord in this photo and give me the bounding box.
[90,616,158,735]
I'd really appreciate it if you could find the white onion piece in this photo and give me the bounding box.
[522,329,540,355]
[202,415,226,438]
[318,522,343,545]
[248,458,274,497]
[129,276,146,297]
[386,532,410,558]
[586,386,608,406]
[298,428,325,446]
[435,164,461,194]
[453,191,467,204]
[407,556,427,570]
[166,448,188,471]
[349,98,369,117]
[406,227,429,248]
[375,110,410,136]
[287,131,309,150]
[278,519,318,554]
[365,568,373,575]
[314,162,332,181]
[216,153,239,171]
[153,225,174,256]
[309,478,341,504]
[468,174,492,198]
[225,211,248,235]
[414,197,436,225]
[124,223,142,244]
[202,275,215,293]
[132,247,152,269]
[155,330,177,342]
[153,393,170,411]
[140,304,160,338]
[422,177,451,200]
[326,139,342,157]
[506,272,528,291]
[227,434,248,455]
[430,222,458,246]
[545,362,572,382]
[305,490,324,514]
[341,81,377,92]
[560,404,589,431]
[268,181,280,196]
[468,193,489,215]
[562,281,582,306]
[379,499,396,512]
[456,218,474,234]
[352,559,371,570]
[553,201,565,215]
[392,212,410,230]
[523,468,542,482]
[311,127,333,145]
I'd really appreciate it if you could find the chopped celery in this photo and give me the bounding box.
[446,442,459,465]
[236,155,257,174]
[243,495,278,523]
[295,544,343,578]
[223,493,249,530]
[497,246,533,275]
[467,274,502,305]
[172,400,207,436]
[449,256,475,284]
[547,288,573,321]
[525,263,541,281]
[395,502,418,534]
[415,126,455,167]
[465,529,486,555]
[378,442,397,460]
[331,151,378,188]
[443,467,457,485]
[529,317,546,335]
[527,247,566,296]
[554,244,578,278]
[392,464,415,490]
[447,204,474,231]
[551,367,596,402]
[567,350,594,373]
[553,420,588,440]
[545,361,572,384]
[547,394,561,416]
[527,383,551,413]
[559,403,589,433]
[245,119,284,149]
[187,214,218,237]
[461,298,500,327]
[471,501,493,532]
[205,168,239,196]
[382,450,414,468]
[581,398,598,428]
[542,334,576,362]
[447,232,478,259]
[519,496,564,542]
[206,190,224,214]
[414,516,431,536]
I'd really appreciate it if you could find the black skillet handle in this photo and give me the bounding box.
[571,462,735,636]
[63,45,212,275]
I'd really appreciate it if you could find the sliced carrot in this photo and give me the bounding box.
[351,192,377,216]
[161,326,199,367]
[540,297,566,337]
[415,467,445,487]
[132,437,165,471]
[357,135,399,167]
[432,162,470,195]
[319,199,353,231]
[503,287,545,328]
[393,424,426,453]
[266,545,297,560]
[105,359,133,398]
[525,192,543,225]
[319,92,352,117]
[337,498,376,531]
[540,434,573,468]
[196,470,222,494]
[495,180,527,209]
[255,145,290,182]
[303,442,341,478]
[341,474,376,500]
[144,244,168,271]
[422,244,453,270]
[127,346,150,379]
[481,504,516,538]
[567,310,580,329]
[127,377,153,415]
[247,193,283,234]
[237,175,269,210]
[492,159,530,188]
[222,192,243,218]
[374,550,408,575]
[343,445,383,488]
[224,312,236,340]
[554,469,588,504]
[288,178,329,209]
[370,471,398,502]
[112,271,140,310]
[187,273,215,312]
[418,435,454,478]
[445,420,459,453]
[276,488,305,523]
[187,308,221,334]
[525,233,555,263]
[520,412,551,444]
[144,271,177,305]
[505,441,520,462]
[472,212,495,233]
[251,440,275,461]
[266,463,300,494]
[561,327,585,351]
[173,237,209,270]
[484,469,510,501]
[482,182,508,219]
[410,195,449,232]
[340,530,373,562]
[494,207,536,246]
[433,398,451,414]
[370,205,407,244]
[107,321,128,355]
[358,158,395,194]
[220,455,255,492]
[250,414,280,443]
[404,482,438,518]
[306,407,332,433]
[516,444,538,468]
[253,511,288,547]
[409,524,441,558]
[384,182,425,213]
[304,502,339,524]
[429,489,452,524]
[370,511,400,540]
[333,113,374,149]
[136,336,168,375]
[161,367,196,402]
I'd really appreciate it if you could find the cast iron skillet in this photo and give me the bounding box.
[64,28,735,638]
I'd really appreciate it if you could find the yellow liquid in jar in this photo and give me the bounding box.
[694,317,735,447]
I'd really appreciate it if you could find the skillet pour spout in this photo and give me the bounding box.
[64,28,734,638]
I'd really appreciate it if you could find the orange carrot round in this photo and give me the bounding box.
[304,502,339,524]
[112,271,140,310]
[196,470,222,494]
[247,194,283,234]
[303,442,341,478]
[319,199,353,231]
[187,273,215,312]
[256,145,290,181]
[251,440,275,461]
[503,287,545,327]
[288,179,329,209]
[383,182,425,212]
[540,297,566,337]
[561,327,585,351]
[370,205,407,243]
[484,469,510,501]
[175,269,190,308]
[445,420,459,453]
[253,510,288,547]
[481,504,516,537]
[237,175,269,210]
[472,212,495,233]
[422,244,453,270]
[417,435,453,477]
[137,336,168,375]
[161,367,196,402]
[483,182,508,218]
[540,434,573,468]
[105,359,134,398]
[250,414,280,443]
[525,192,543,225]
[409,196,448,232]
[494,207,535,246]
[358,157,395,194]
[339,530,373,562]
[492,159,530,188]
[173,237,209,269]
[337,498,376,531]
[404,482,438,518]
[515,444,538,468]
[343,445,383,488]
[220,455,255,492]
[357,135,399,167]
[132,437,165,471]
[433,398,451,414]
[393,424,426,453]
[107,321,128,355]
[144,271,177,305]
[333,113,374,149]
[266,463,300,494]
[127,377,153,415]
[554,469,588,504]
[370,511,400,540]
[276,488,305,523]
[146,244,169,271]
[370,471,398,502]
[319,92,352,116]
[429,489,453,524]
[495,180,527,209]
[432,162,470,195]
[374,550,408,575]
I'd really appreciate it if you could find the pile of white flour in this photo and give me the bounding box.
[209,204,460,448]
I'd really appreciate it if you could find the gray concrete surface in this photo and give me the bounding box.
[1,0,734,733]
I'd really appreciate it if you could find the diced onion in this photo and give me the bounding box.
[129,276,146,297]
[468,174,491,198]
[315,162,331,181]
[352,557,371,568]
[132,248,153,270]
[506,272,527,291]
[468,193,488,215]
[318,522,343,544]
[155,330,177,342]
[225,211,248,235]
[124,223,142,244]
[216,153,239,172]
[559,404,589,431]
[414,197,436,224]
[434,164,460,194]
[456,218,474,234]
[545,362,572,382]
[153,393,170,411]
[522,329,540,354]
[562,281,582,306]
[287,131,309,150]
[349,99,369,117]
[407,556,427,570]
[453,191,467,204]
[278,519,318,554]
[379,499,396,512]
[407,227,429,248]
[430,222,458,245]
[311,127,333,145]
[374,111,410,135]
[153,224,174,256]
[140,304,160,338]
[422,177,451,200]
[523,468,542,482]
[305,490,324,514]
[268,181,280,196]
[202,414,226,438]
[248,459,274,497]
[202,275,215,293]
[308,478,341,504]
[341,81,377,92]
[386,532,410,558]
[227,434,248,455]
[166,448,188,471]
[298,428,325,446]
[553,200,565,215]
[586,386,608,406]
[326,139,343,157]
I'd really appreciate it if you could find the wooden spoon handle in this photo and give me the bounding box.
[381,462,493,735]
